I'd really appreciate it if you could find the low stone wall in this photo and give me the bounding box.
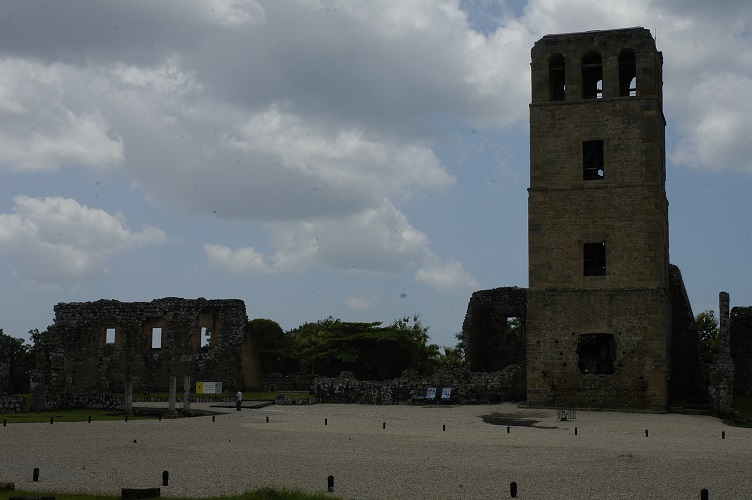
[0,395,25,413]
[263,372,317,392]
[32,387,123,411]
[314,366,526,405]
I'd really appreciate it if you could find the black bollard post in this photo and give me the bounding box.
[33,468,39,482]
[443,424,446,432]
[645,429,649,437]
[383,422,386,430]
[510,481,518,498]
[3,418,5,426]
[125,415,128,422]
[50,416,53,424]
[88,416,91,423]
[575,427,578,435]
[327,475,335,492]
[325,418,328,425]
[163,470,169,487]
[507,426,510,434]
[266,416,269,423]
[722,431,725,439]
[701,488,709,500]
[212,415,215,422]
[159,415,162,421]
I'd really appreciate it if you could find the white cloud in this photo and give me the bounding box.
[110,56,201,96]
[227,105,455,201]
[205,200,429,273]
[345,293,379,311]
[205,198,478,293]
[416,257,479,293]
[0,196,166,284]
[204,0,265,25]
[671,73,752,172]
[0,58,124,172]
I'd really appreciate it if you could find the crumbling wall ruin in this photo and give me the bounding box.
[37,297,262,410]
[708,292,734,417]
[668,265,704,400]
[315,366,526,405]
[730,305,752,395]
[461,287,526,372]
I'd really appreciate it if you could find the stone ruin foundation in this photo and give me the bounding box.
[33,297,262,411]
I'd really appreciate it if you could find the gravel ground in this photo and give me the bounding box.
[1,403,751,499]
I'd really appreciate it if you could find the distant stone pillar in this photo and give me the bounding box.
[168,376,176,414]
[183,376,190,413]
[709,292,734,417]
[125,380,133,414]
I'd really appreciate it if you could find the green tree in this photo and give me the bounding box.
[436,333,465,374]
[287,316,439,380]
[0,329,34,394]
[248,318,297,374]
[696,310,720,363]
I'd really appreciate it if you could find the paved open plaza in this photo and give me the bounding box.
[1,403,751,499]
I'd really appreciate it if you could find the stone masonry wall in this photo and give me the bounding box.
[668,264,704,401]
[315,366,526,405]
[730,306,752,395]
[462,287,527,372]
[527,28,670,410]
[39,297,262,410]
[0,395,25,413]
[708,292,734,417]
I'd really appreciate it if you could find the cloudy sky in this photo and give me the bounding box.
[1,0,750,348]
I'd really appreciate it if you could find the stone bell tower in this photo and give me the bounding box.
[527,28,670,409]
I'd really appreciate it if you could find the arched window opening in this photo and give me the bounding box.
[582,51,602,99]
[619,49,637,96]
[549,54,566,101]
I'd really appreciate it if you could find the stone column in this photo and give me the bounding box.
[709,292,734,417]
[124,380,133,414]
[168,376,176,414]
[183,376,190,414]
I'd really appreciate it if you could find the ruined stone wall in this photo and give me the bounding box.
[0,395,25,413]
[668,265,704,400]
[263,372,318,392]
[41,298,262,409]
[730,306,752,395]
[315,366,526,405]
[527,289,670,409]
[462,287,526,372]
[708,292,734,416]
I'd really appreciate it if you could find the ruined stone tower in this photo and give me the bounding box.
[527,28,670,409]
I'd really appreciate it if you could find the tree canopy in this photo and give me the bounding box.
[0,329,34,394]
[696,310,720,363]
[255,316,440,380]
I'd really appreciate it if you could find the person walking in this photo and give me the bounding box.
[236,390,243,411]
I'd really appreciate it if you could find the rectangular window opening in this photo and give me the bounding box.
[201,326,210,348]
[583,140,604,180]
[584,242,606,276]
[105,328,116,345]
[577,333,616,374]
[151,327,162,349]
